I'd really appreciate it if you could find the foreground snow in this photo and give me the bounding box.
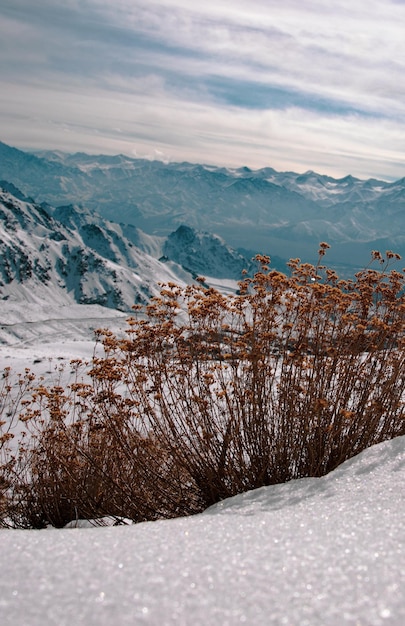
[0,436,404,625]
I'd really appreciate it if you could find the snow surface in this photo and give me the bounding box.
[0,277,404,625]
[0,436,404,625]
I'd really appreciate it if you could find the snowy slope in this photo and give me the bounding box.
[0,185,184,312]
[0,435,403,625]
[0,185,244,318]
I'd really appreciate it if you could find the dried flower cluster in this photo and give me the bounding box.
[1,247,405,528]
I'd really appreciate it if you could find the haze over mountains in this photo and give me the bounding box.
[1,140,405,272]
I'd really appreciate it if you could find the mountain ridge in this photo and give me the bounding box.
[1,140,405,269]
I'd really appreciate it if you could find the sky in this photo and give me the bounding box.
[1,0,405,180]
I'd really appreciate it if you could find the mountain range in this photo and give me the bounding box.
[1,140,405,271]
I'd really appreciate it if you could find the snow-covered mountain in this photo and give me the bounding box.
[1,140,405,269]
[0,184,248,316]
[0,185,161,311]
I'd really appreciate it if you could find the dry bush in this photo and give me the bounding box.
[2,246,405,526]
[1,366,38,526]
[1,365,202,528]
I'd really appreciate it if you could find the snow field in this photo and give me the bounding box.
[0,435,404,625]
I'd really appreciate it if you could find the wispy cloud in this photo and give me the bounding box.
[0,0,405,179]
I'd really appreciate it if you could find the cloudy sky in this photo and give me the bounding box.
[1,0,405,180]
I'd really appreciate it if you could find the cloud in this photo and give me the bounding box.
[1,0,405,179]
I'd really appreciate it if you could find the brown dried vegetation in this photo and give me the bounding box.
[1,247,405,528]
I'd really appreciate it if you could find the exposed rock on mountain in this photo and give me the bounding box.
[162,225,251,279]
